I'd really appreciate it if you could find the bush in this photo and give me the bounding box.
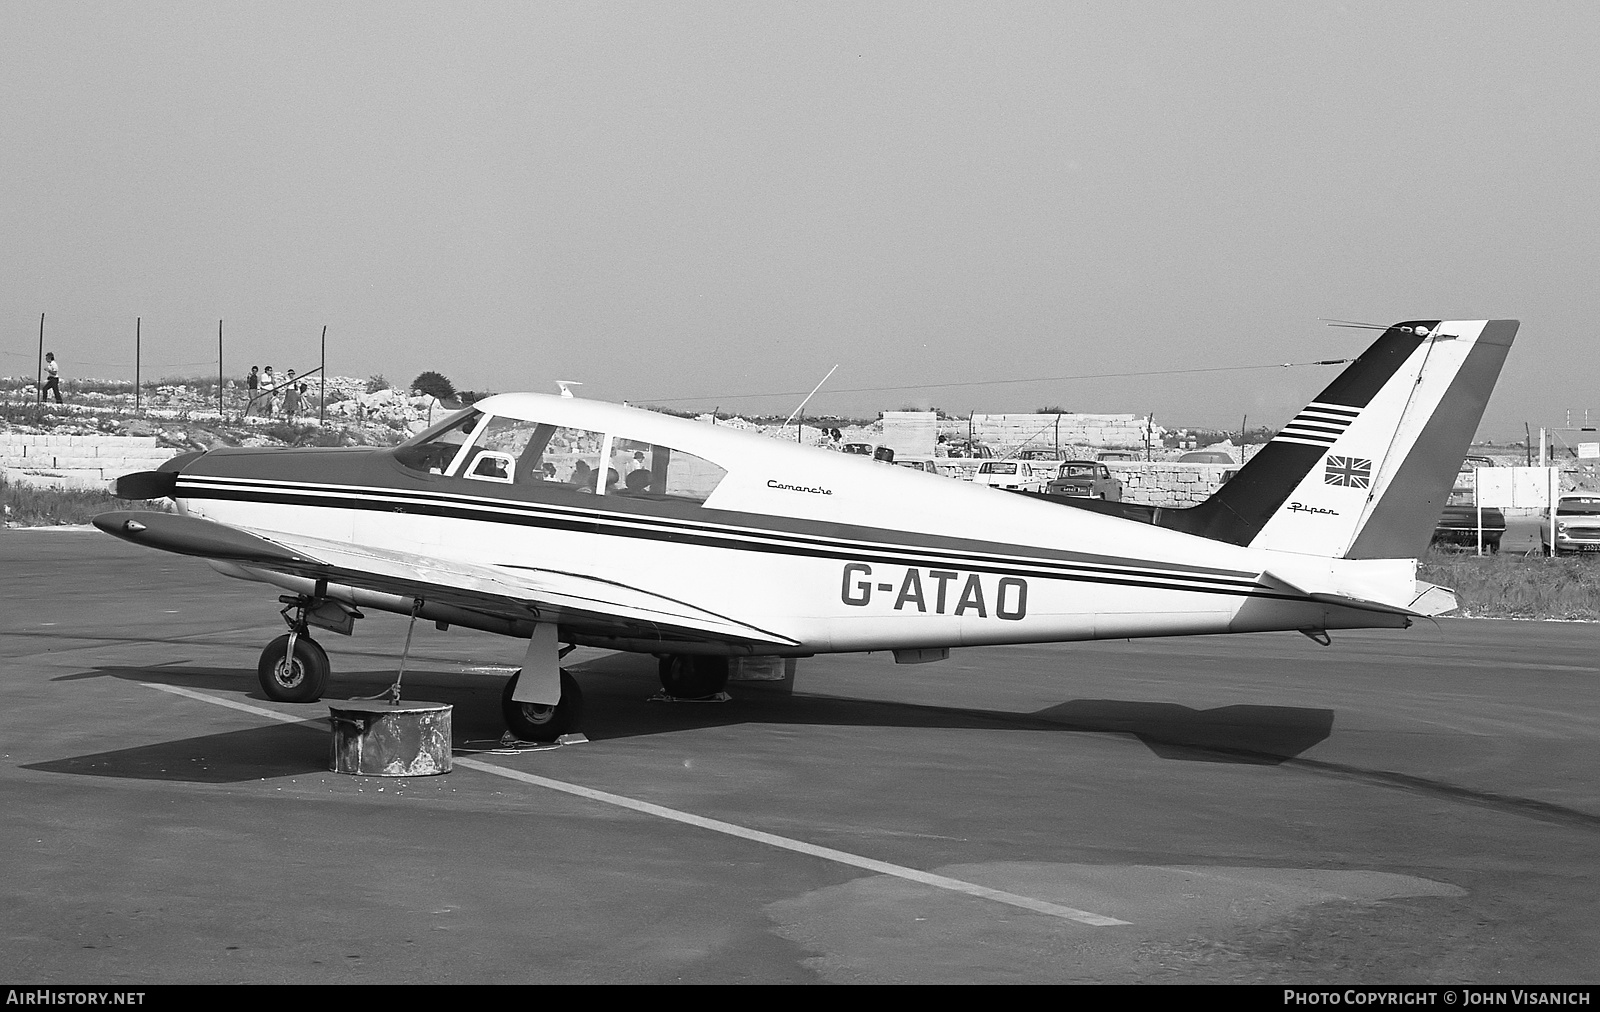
[411,371,455,400]
[1,474,171,526]
[366,374,390,394]
[1418,548,1600,620]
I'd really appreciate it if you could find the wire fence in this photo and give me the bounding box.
[6,316,338,424]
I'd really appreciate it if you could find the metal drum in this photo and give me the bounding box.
[328,700,453,776]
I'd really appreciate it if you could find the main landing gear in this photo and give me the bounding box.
[501,668,585,742]
[656,655,729,699]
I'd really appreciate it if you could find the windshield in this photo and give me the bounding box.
[980,462,1018,474]
[393,408,483,474]
[1557,496,1600,516]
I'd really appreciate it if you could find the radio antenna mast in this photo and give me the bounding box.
[784,364,839,427]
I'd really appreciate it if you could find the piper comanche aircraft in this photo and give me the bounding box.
[97,319,1517,741]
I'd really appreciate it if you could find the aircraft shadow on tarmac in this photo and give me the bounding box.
[23,720,328,784]
[27,662,1335,784]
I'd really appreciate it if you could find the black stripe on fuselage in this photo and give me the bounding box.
[173,475,1310,605]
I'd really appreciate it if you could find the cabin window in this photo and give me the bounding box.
[394,408,484,475]
[509,421,606,491]
[608,438,728,504]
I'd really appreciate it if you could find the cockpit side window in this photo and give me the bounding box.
[609,438,728,504]
[394,408,484,475]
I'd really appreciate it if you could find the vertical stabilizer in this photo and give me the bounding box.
[1157,320,1518,558]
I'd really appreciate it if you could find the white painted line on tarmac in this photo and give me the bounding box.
[449,756,1129,926]
[144,682,319,723]
[142,682,1131,927]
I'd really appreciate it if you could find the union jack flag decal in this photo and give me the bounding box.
[1324,455,1372,488]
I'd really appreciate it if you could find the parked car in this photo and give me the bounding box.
[1177,450,1236,464]
[1432,482,1506,552]
[1096,450,1138,462]
[1541,491,1600,555]
[841,443,874,456]
[1016,448,1064,461]
[1044,460,1123,500]
[942,439,993,459]
[892,457,941,475]
[974,460,1049,492]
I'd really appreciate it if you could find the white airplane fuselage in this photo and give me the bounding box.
[172,393,1417,657]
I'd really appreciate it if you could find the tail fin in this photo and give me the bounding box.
[1158,319,1518,558]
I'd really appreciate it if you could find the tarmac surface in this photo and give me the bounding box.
[2,529,1598,984]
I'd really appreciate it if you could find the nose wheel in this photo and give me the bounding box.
[258,632,331,702]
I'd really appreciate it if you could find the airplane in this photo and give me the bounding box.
[95,319,1518,742]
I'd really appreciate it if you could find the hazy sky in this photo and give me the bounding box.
[4,2,1596,436]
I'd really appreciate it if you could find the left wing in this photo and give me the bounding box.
[93,510,798,647]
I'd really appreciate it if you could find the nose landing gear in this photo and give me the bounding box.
[256,590,358,703]
[258,631,330,702]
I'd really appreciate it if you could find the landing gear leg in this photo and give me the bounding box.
[501,623,584,741]
[657,655,730,699]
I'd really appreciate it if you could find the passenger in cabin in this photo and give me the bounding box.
[606,467,621,493]
[624,469,652,493]
[570,460,594,490]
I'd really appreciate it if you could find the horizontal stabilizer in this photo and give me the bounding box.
[1408,581,1459,616]
[1260,567,1437,619]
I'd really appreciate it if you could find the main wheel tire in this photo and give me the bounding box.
[257,633,330,703]
[502,668,584,742]
[657,655,729,698]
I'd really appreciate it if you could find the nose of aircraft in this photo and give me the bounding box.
[112,449,204,500]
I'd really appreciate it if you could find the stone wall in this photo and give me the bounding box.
[950,413,1150,454]
[878,411,938,458]
[931,459,1235,505]
[1107,462,1235,506]
[1,434,179,489]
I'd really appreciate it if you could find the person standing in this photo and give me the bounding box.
[283,378,301,419]
[39,352,62,404]
[261,366,277,414]
[245,366,260,416]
